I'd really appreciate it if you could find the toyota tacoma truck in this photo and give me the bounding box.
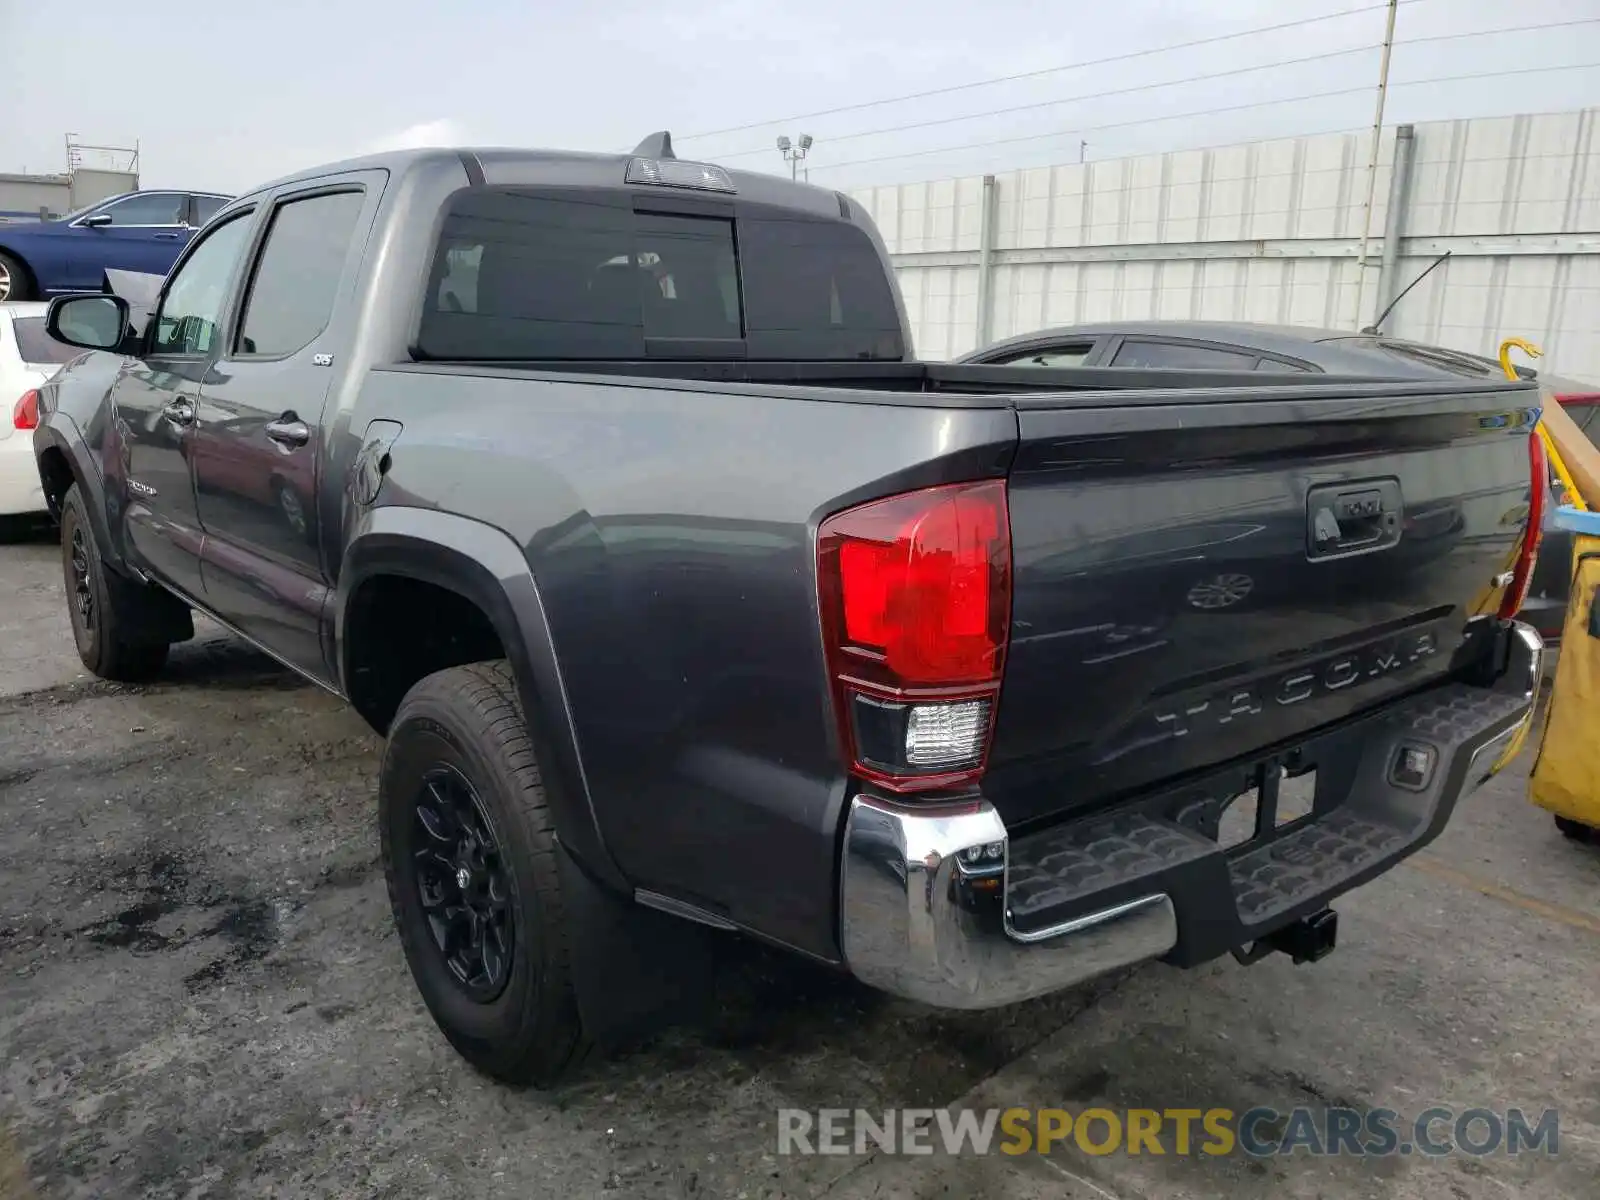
[31,134,1546,1086]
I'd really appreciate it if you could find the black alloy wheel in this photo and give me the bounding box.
[380,660,590,1086]
[412,764,517,1002]
[58,482,172,681]
[68,525,95,635]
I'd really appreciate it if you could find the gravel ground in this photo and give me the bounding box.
[1,531,1598,1199]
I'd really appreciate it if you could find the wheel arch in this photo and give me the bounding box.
[0,242,39,299]
[337,505,627,892]
[33,424,125,572]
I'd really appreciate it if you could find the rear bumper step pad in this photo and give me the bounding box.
[1006,678,1535,962]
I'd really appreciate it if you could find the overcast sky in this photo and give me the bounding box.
[1,0,1596,194]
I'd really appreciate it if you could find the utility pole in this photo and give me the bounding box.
[1079,140,1087,164]
[1353,0,1400,330]
[776,134,814,180]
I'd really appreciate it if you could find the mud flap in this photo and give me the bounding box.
[1529,539,1600,830]
[555,843,716,1050]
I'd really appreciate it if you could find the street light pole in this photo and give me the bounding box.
[776,134,814,180]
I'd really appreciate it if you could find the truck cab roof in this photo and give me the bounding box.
[233,139,854,223]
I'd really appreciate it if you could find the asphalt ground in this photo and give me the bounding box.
[1,530,1598,1199]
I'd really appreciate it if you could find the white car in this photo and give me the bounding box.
[1,301,76,530]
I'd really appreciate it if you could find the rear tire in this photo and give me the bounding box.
[380,660,590,1087]
[0,250,32,303]
[1555,815,1596,843]
[60,484,170,681]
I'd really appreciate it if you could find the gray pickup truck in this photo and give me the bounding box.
[32,134,1545,1086]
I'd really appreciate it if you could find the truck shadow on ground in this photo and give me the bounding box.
[150,635,311,693]
[574,935,1134,1114]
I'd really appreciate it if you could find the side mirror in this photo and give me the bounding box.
[80,213,113,229]
[47,294,131,351]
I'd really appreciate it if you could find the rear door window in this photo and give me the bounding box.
[1111,339,1257,370]
[234,189,366,357]
[417,188,904,361]
[94,193,187,226]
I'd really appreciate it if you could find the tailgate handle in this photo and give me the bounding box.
[1329,490,1385,545]
[1307,480,1403,560]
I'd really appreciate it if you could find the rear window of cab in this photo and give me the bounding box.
[415,187,905,362]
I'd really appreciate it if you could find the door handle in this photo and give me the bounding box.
[163,397,196,426]
[265,416,311,448]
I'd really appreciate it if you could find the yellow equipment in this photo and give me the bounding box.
[1505,338,1600,840]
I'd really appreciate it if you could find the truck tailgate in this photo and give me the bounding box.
[987,380,1539,829]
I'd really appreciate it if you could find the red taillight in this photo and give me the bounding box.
[1499,430,1547,620]
[818,479,1012,793]
[12,390,39,431]
[1555,392,1600,407]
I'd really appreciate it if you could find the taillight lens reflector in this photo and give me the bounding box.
[1499,430,1547,620]
[13,390,39,431]
[818,480,1012,793]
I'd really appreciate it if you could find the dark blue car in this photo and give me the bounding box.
[0,189,231,302]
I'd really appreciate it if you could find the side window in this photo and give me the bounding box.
[149,215,254,356]
[235,190,365,357]
[192,195,229,226]
[1255,357,1315,373]
[97,193,186,226]
[994,343,1093,368]
[1112,340,1257,370]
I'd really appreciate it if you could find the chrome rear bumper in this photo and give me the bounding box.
[838,621,1542,1010]
[839,795,1176,1009]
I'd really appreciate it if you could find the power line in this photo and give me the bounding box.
[1401,14,1600,46]
[676,1,1425,142]
[710,45,1379,161]
[710,17,1600,163]
[869,126,1583,189]
[805,62,1599,176]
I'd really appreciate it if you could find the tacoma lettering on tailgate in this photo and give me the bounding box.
[1103,629,1441,757]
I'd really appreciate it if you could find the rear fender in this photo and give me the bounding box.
[336,505,627,893]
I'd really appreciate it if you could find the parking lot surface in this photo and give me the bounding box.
[2,532,1598,1200]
